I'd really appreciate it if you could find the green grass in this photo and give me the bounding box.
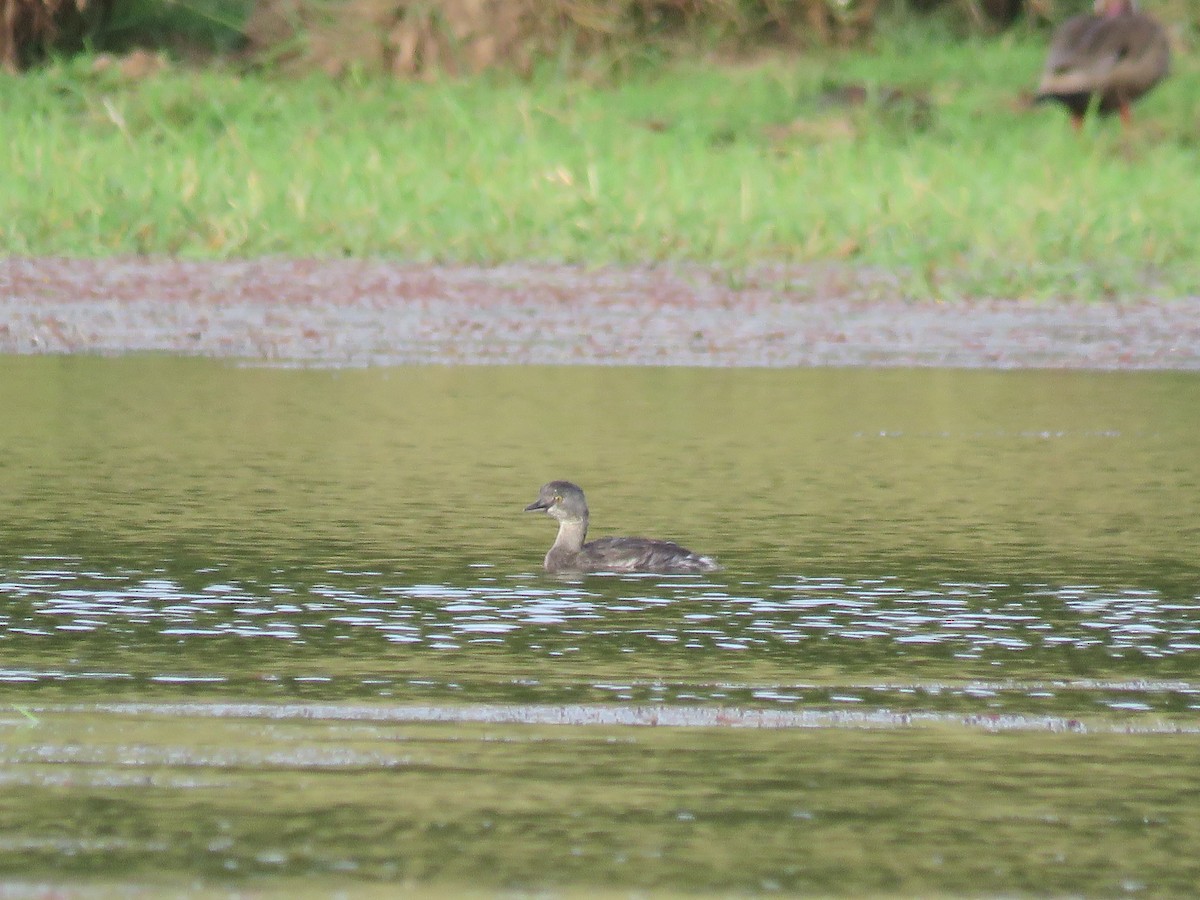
[5,31,1200,299]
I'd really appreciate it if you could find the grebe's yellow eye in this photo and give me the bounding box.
[553,495,562,503]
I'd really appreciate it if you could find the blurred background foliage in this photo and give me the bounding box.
[3,0,1192,76]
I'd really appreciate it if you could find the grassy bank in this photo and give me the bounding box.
[5,31,1198,299]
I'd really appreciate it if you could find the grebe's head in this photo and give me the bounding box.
[525,480,589,523]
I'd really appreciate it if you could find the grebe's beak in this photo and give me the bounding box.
[525,498,550,512]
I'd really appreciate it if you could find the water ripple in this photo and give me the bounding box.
[2,567,1197,660]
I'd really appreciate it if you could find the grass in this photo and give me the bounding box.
[4,27,1200,299]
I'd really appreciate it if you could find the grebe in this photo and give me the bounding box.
[524,480,721,575]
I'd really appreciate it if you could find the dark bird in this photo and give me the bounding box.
[1036,0,1170,129]
[524,480,721,574]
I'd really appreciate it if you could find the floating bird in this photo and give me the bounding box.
[1036,0,1170,128]
[524,480,721,574]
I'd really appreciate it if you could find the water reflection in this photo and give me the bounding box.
[1,358,1199,893]
[2,557,1198,716]
[1,711,1198,895]
[6,563,1199,658]
[0,359,1198,714]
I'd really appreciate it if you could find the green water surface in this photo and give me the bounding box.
[0,357,1197,895]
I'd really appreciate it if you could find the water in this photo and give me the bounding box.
[1,357,1198,894]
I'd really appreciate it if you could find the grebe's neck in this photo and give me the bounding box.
[551,517,588,554]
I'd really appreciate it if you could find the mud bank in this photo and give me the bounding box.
[2,258,1197,368]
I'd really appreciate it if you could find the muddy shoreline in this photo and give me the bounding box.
[2,258,1198,369]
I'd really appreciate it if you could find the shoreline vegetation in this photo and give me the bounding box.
[4,1,1198,300]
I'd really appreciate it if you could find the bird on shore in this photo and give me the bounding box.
[524,480,721,574]
[1036,0,1170,129]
